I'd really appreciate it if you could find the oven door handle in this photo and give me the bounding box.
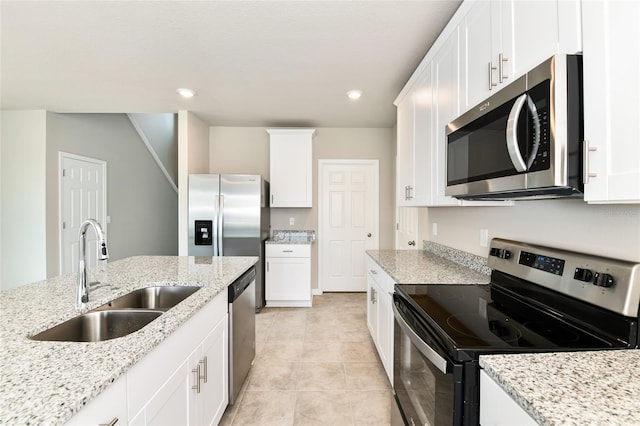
[393,303,449,375]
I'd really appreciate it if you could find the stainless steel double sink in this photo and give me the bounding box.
[30,286,201,343]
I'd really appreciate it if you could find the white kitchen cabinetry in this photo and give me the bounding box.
[66,375,127,426]
[480,369,537,425]
[366,256,395,384]
[267,128,315,208]
[127,288,229,426]
[582,0,640,204]
[433,29,467,207]
[266,244,312,307]
[396,66,432,207]
[461,0,581,112]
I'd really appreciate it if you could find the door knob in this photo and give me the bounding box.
[408,240,416,246]
[367,233,372,237]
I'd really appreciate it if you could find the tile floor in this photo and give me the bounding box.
[220,292,392,426]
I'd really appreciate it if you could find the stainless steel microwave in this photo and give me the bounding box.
[445,54,583,200]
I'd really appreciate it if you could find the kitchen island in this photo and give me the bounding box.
[0,255,257,425]
[480,350,640,426]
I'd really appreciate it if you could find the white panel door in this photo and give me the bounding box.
[320,160,379,292]
[60,153,107,275]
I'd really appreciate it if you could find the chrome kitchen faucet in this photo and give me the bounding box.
[76,219,109,309]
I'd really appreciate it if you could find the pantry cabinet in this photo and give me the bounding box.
[582,0,640,204]
[267,128,315,208]
[265,244,312,307]
[366,255,395,384]
[460,0,581,112]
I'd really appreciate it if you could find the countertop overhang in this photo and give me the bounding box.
[0,255,257,425]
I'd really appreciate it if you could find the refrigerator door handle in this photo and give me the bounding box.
[218,195,224,256]
[213,195,219,256]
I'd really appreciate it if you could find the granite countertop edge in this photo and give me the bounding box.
[365,242,491,285]
[479,350,640,426]
[0,255,258,425]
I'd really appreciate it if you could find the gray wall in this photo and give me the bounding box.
[128,113,178,187]
[210,126,396,290]
[46,113,178,277]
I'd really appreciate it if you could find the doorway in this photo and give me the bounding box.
[318,160,379,292]
[59,152,107,275]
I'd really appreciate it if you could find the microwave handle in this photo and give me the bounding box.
[392,302,449,375]
[506,94,541,172]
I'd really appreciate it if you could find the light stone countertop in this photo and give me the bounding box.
[266,229,316,245]
[365,248,490,284]
[0,255,257,425]
[480,350,640,426]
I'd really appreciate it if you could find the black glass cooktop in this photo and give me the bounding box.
[394,282,629,361]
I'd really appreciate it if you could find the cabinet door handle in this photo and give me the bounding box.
[488,62,497,90]
[200,356,208,383]
[266,261,269,272]
[271,194,274,205]
[99,418,118,426]
[192,364,201,393]
[499,53,509,83]
[583,140,598,184]
[370,269,377,275]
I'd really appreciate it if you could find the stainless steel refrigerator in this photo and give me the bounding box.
[188,174,270,312]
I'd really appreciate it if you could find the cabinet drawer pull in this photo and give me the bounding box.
[192,364,201,393]
[583,140,597,184]
[488,62,497,90]
[282,250,293,253]
[99,418,118,426]
[370,270,377,274]
[200,357,208,383]
[499,53,509,83]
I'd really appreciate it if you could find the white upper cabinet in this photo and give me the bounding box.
[461,0,581,112]
[267,128,315,208]
[582,0,640,204]
[396,64,434,207]
[433,30,465,207]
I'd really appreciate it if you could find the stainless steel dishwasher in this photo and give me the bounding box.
[228,266,256,405]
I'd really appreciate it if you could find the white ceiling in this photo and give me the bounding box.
[1,1,461,128]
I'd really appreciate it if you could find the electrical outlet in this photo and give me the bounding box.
[480,229,489,247]
[432,223,438,236]
[289,217,295,226]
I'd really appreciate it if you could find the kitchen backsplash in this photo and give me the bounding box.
[423,240,491,276]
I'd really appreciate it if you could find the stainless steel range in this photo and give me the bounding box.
[392,238,640,425]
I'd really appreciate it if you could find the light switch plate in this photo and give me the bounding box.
[289,217,295,226]
[480,229,489,247]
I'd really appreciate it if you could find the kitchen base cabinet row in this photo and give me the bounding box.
[265,244,312,307]
[67,288,229,426]
[366,255,395,384]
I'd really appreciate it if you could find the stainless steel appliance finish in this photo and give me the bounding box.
[228,267,256,405]
[188,174,270,312]
[445,54,583,200]
[392,238,640,425]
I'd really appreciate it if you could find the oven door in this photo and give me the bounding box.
[392,301,465,426]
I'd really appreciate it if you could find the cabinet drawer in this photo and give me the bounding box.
[366,256,396,294]
[266,244,311,258]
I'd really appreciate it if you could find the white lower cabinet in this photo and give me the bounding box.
[366,256,395,384]
[480,369,537,426]
[266,244,312,307]
[66,374,127,426]
[69,287,229,426]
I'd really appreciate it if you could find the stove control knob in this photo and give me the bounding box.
[490,248,512,259]
[574,268,594,282]
[593,272,615,288]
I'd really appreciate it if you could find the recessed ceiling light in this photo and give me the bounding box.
[177,88,196,98]
[347,90,362,100]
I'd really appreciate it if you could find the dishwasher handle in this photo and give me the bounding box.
[228,267,256,302]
